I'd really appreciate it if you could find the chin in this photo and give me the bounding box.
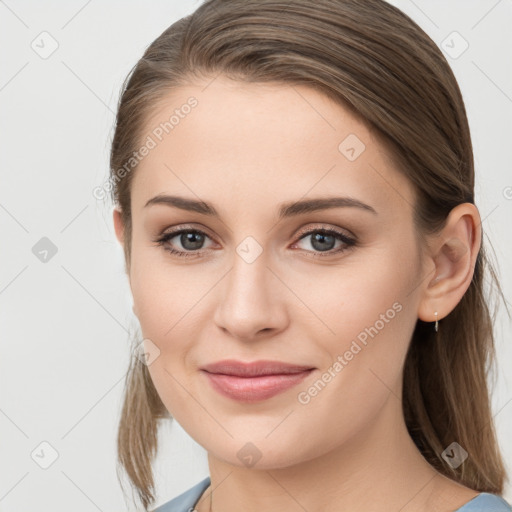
[201,434,324,471]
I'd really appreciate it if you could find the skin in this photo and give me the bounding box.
[113,75,482,512]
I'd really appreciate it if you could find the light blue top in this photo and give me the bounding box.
[152,476,512,512]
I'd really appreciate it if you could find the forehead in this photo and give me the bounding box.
[130,75,415,219]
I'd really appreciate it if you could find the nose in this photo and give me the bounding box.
[213,246,289,341]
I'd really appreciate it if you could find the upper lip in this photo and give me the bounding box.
[201,359,314,377]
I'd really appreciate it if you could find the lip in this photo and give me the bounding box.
[200,359,315,402]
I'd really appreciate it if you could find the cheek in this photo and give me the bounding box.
[128,244,218,416]
[130,262,203,419]
[289,262,417,456]
[294,245,418,399]
[129,238,210,339]
[293,246,416,354]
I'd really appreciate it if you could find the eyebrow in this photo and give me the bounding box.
[144,194,377,219]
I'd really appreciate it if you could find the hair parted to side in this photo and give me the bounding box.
[109,0,508,509]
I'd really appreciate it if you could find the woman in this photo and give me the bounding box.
[109,0,511,510]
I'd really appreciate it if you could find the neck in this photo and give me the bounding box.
[202,394,444,512]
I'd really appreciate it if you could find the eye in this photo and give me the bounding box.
[152,227,215,259]
[290,226,356,258]
[152,224,356,259]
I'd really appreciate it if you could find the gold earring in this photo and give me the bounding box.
[434,311,439,332]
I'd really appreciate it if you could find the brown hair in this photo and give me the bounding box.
[109,0,509,509]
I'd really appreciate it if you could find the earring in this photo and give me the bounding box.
[434,311,439,332]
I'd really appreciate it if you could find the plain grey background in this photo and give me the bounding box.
[1,1,511,510]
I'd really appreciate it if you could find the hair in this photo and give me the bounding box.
[109,0,509,509]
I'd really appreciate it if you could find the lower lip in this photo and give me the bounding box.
[201,369,314,402]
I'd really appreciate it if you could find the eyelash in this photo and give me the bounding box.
[152,225,357,260]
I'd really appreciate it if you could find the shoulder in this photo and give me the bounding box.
[151,477,211,512]
[456,492,512,511]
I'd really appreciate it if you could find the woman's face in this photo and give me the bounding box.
[115,75,429,469]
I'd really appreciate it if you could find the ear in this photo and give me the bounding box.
[417,202,481,324]
[113,206,125,246]
[113,206,138,317]
[113,205,129,274]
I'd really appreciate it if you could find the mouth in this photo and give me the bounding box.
[200,359,315,402]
